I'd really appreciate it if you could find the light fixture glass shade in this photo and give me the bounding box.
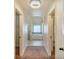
[30,0,41,8]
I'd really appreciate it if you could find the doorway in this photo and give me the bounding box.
[15,9,20,59]
[48,9,55,59]
[51,9,55,59]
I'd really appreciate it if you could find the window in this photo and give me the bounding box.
[32,25,42,34]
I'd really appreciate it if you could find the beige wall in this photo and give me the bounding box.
[55,0,64,59]
[43,0,64,58]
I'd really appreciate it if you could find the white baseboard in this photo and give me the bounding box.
[20,46,26,57]
[45,47,51,56]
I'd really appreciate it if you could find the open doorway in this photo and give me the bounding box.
[50,9,55,59]
[48,9,55,59]
[15,9,21,59]
[14,4,24,58]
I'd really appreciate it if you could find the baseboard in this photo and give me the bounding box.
[44,47,51,57]
[20,46,26,57]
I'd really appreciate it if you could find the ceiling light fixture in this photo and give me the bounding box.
[30,0,41,8]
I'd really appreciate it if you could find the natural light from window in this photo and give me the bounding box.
[33,25,41,33]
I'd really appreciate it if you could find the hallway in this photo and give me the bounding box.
[15,0,64,59]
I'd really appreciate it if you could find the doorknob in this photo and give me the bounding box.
[59,48,64,51]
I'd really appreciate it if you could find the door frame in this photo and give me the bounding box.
[14,2,24,57]
[48,6,55,58]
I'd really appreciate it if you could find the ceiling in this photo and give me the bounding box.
[15,0,55,23]
[15,0,55,16]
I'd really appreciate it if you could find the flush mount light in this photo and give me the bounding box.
[30,0,41,8]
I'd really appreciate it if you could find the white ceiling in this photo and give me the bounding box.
[15,0,55,16]
[15,0,55,23]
